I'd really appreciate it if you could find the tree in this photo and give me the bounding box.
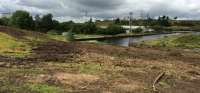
[40,14,54,32]
[83,18,97,34]
[0,17,9,26]
[34,14,42,31]
[104,24,125,35]
[114,18,121,24]
[57,21,74,33]
[10,10,34,29]
[157,16,171,26]
[174,16,178,20]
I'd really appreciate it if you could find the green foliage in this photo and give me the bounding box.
[142,34,200,48]
[173,34,200,48]
[157,16,171,27]
[34,14,42,31]
[114,18,121,24]
[71,23,85,34]
[27,83,63,93]
[82,18,97,34]
[131,27,143,33]
[103,24,125,35]
[10,10,34,30]
[0,32,31,57]
[96,24,125,35]
[0,17,10,26]
[58,21,74,32]
[63,31,74,41]
[40,14,54,32]
[72,19,98,34]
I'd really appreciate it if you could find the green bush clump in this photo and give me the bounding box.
[97,24,125,35]
[131,27,143,33]
[63,31,74,41]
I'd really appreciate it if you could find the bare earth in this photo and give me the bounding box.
[0,26,200,93]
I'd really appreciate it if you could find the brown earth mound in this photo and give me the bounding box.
[0,26,26,39]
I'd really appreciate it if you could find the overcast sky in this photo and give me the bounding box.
[0,0,200,21]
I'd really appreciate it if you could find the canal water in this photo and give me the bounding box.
[97,32,199,47]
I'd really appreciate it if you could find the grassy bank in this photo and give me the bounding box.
[140,34,200,48]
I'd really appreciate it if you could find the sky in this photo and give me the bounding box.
[0,0,200,22]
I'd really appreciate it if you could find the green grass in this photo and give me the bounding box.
[26,83,64,93]
[47,34,66,42]
[0,32,31,57]
[75,34,103,39]
[141,34,200,48]
[0,82,64,93]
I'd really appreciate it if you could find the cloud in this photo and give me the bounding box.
[0,0,200,21]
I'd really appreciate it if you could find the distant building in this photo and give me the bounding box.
[121,25,154,33]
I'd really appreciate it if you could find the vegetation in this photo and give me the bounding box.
[9,10,34,30]
[97,24,125,35]
[131,27,143,33]
[0,19,200,93]
[141,34,200,48]
[0,32,31,57]
[63,31,74,41]
[0,17,9,26]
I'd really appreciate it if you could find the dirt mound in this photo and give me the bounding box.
[0,26,26,39]
[29,41,82,62]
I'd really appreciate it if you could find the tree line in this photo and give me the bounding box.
[114,15,200,27]
[0,10,125,35]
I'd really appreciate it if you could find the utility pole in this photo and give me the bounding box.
[85,10,88,17]
[129,12,133,32]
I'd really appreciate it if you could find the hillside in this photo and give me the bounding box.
[0,26,200,93]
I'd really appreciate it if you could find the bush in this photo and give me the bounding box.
[71,23,85,34]
[63,31,74,41]
[131,28,143,33]
[98,24,125,35]
[0,17,9,26]
[72,19,97,34]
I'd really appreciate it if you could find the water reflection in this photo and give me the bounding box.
[99,33,190,47]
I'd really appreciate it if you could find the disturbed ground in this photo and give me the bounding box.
[0,26,200,93]
[0,41,200,93]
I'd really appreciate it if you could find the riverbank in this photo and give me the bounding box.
[139,34,200,49]
[75,32,174,41]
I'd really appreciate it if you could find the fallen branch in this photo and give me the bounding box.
[152,72,165,93]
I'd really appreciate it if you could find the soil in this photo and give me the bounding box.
[0,26,200,93]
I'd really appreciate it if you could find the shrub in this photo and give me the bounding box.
[131,28,143,33]
[95,25,125,35]
[99,24,125,35]
[63,31,74,41]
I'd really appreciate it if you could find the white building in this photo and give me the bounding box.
[121,25,154,33]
